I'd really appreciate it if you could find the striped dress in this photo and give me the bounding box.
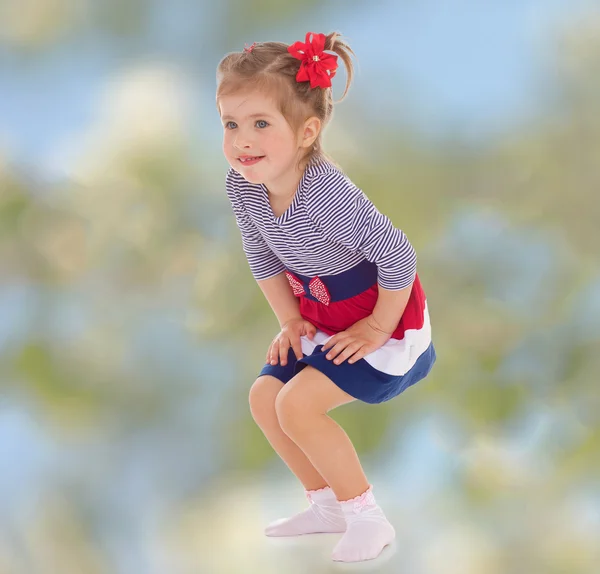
[226,158,436,403]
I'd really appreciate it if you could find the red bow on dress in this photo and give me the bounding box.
[285,271,331,306]
[287,32,339,89]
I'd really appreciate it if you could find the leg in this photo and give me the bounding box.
[275,366,395,561]
[249,375,328,491]
[249,375,346,536]
[274,366,368,501]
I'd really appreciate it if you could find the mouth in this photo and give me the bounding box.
[238,156,265,166]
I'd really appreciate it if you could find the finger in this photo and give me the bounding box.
[321,338,333,352]
[270,340,279,365]
[279,337,291,366]
[334,342,365,365]
[291,336,303,362]
[348,346,371,364]
[267,340,278,363]
[322,334,341,352]
[305,322,316,340]
[325,337,353,361]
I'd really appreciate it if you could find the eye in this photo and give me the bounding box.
[224,121,237,129]
[256,120,269,129]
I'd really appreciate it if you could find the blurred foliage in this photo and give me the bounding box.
[1,2,600,573]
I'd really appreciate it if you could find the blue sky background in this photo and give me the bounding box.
[0,0,594,178]
[1,2,599,570]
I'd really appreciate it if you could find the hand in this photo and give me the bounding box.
[266,318,316,366]
[321,315,392,365]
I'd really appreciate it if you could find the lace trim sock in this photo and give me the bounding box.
[265,485,346,537]
[331,485,395,562]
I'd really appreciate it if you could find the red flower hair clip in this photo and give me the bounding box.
[243,42,256,53]
[287,32,338,89]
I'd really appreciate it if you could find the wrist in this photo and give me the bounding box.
[280,315,303,329]
[368,313,394,335]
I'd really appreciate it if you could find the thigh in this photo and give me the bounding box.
[277,365,356,416]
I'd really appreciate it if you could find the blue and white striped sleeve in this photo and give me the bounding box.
[225,170,286,281]
[305,170,417,290]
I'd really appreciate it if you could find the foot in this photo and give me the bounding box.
[265,486,346,536]
[331,485,395,562]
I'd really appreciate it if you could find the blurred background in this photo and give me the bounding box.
[1,0,599,572]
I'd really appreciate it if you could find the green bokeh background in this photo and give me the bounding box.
[0,1,599,573]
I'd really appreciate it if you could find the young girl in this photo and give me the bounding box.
[216,31,435,563]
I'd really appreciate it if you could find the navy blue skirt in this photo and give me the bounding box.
[259,342,436,404]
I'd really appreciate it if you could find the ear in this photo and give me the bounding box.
[300,116,321,149]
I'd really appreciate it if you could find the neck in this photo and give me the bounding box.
[265,157,310,198]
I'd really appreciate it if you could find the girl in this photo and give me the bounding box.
[216,31,435,563]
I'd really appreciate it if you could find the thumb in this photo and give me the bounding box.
[305,321,316,339]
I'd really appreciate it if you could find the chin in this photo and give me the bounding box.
[240,173,264,184]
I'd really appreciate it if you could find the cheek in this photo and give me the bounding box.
[222,133,234,155]
[266,133,294,154]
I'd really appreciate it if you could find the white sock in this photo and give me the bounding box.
[331,485,395,562]
[265,486,346,537]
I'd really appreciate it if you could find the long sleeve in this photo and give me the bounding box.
[226,170,286,281]
[305,169,417,290]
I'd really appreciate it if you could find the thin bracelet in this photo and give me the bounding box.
[368,314,394,335]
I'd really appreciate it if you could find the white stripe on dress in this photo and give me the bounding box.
[300,304,432,376]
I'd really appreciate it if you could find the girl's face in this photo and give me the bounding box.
[219,91,304,188]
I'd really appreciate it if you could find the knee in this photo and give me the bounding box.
[248,376,282,427]
[274,388,307,437]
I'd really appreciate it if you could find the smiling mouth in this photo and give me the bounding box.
[238,156,265,165]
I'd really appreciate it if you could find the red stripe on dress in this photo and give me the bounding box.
[299,274,426,340]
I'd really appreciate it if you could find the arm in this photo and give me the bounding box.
[226,170,285,280]
[322,282,414,365]
[371,283,413,335]
[259,272,317,365]
[257,272,302,328]
[306,170,417,292]
[226,171,314,365]
[310,170,417,363]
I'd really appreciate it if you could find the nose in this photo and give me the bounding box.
[233,129,253,150]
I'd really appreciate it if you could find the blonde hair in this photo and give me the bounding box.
[216,32,356,170]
